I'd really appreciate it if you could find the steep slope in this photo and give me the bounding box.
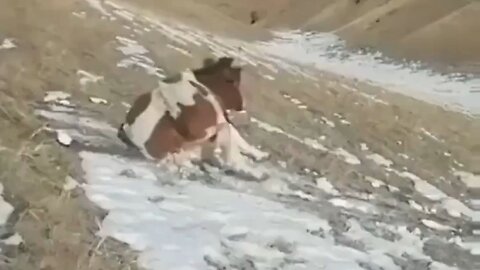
[169,0,480,72]
[398,2,480,68]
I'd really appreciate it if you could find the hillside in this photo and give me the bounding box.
[190,0,480,73]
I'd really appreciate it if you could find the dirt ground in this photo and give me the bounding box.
[0,0,479,269]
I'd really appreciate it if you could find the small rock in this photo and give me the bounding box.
[63,176,79,191]
[56,130,72,146]
[44,91,71,103]
[89,96,108,105]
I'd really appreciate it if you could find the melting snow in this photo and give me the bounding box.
[89,96,109,105]
[421,219,452,231]
[85,0,112,17]
[256,31,480,116]
[0,184,13,225]
[166,44,192,56]
[43,91,71,103]
[81,151,383,270]
[115,36,165,78]
[64,175,80,191]
[0,38,16,49]
[366,153,393,167]
[321,116,336,128]
[395,170,447,201]
[453,171,480,188]
[315,177,339,195]
[77,70,103,87]
[251,118,328,152]
[420,128,444,142]
[332,148,361,165]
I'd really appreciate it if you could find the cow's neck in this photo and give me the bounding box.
[192,69,228,110]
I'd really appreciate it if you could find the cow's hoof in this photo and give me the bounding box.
[223,167,269,181]
[251,151,270,163]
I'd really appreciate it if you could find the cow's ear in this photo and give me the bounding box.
[202,57,217,67]
[218,57,234,67]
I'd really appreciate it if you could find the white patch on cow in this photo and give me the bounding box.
[123,91,165,159]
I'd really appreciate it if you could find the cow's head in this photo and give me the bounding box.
[193,57,244,112]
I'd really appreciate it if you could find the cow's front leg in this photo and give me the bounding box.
[228,124,269,162]
[215,123,268,180]
[215,123,242,167]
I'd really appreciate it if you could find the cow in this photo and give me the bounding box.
[117,57,269,173]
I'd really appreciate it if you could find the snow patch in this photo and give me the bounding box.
[89,96,109,105]
[395,170,447,201]
[77,70,103,87]
[85,0,112,16]
[0,184,13,225]
[321,116,336,128]
[315,177,339,195]
[115,36,165,78]
[421,219,452,231]
[332,148,361,165]
[251,118,328,152]
[166,44,192,56]
[420,128,444,142]
[43,91,71,103]
[453,171,480,188]
[366,153,393,167]
[80,151,388,270]
[64,176,80,191]
[0,38,16,49]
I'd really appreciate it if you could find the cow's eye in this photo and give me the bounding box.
[226,79,235,84]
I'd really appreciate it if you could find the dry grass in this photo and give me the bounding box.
[0,75,141,269]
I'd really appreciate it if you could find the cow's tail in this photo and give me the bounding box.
[117,123,137,149]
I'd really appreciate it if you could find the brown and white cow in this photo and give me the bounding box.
[117,57,268,170]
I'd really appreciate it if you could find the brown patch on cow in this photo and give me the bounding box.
[162,73,183,84]
[144,112,184,159]
[126,92,151,125]
[144,93,218,158]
